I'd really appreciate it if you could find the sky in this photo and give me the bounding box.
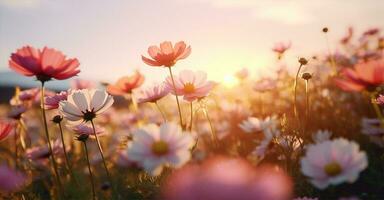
[0,0,383,85]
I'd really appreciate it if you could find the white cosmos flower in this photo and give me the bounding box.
[126,122,194,176]
[300,138,368,189]
[59,89,114,123]
[312,130,332,143]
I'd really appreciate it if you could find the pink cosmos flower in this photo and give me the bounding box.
[165,70,214,102]
[0,164,27,193]
[294,198,318,200]
[272,42,291,59]
[163,157,292,200]
[142,41,191,67]
[10,88,40,106]
[301,138,368,189]
[71,79,96,90]
[9,46,80,82]
[334,58,384,91]
[107,71,145,96]
[0,120,14,142]
[126,122,194,176]
[26,140,65,166]
[44,91,68,110]
[362,28,380,37]
[70,123,106,139]
[137,83,170,104]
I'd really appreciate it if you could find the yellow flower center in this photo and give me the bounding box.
[183,83,195,94]
[151,140,169,156]
[324,162,342,177]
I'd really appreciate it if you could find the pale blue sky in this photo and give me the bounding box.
[1,0,383,84]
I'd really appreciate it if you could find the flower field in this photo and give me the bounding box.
[0,27,384,200]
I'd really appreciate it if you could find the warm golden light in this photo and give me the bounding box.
[222,75,239,88]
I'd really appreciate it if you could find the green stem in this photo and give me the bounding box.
[83,141,96,200]
[58,122,78,185]
[90,120,111,182]
[204,108,217,142]
[40,82,63,195]
[293,64,303,119]
[168,67,184,127]
[155,101,167,122]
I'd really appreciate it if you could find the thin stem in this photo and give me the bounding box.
[58,122,77,185]
[304,80,310,136]
[168,67,184,127]
[189,102,193,131]
[293,64,303,119]
[155,101,167,122]
[14,126,18,166]
[90,120,111,182]
[83,141,96,200]
[324,33,337,75]
[204,108,217,142]
[40,82,63,194]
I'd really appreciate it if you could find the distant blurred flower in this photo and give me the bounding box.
[8,105,27,120]
[26,140,65,166]
[115,150,139,168]
[312,130,332,143]
[340,27,353,45]
[239,117,264,133]
[361,118,384,146]
[272,41,291,59]
[301,138,368,189]
[137,83,169,104]
[165,70,214,102]
[10,88,40,106]
[235,68,249,80]
[253,78,277,93]
[142,41,191,67]
[338,197,360,200]
[126,122,194,176]
[0,120,14,142]
[107,71,145,96]
[44,91,68,110]
[9,46,80,82]
[59,89,114,123]
[362,28,380,37]
[71,79,96,90]
[163,157,292,200]
[0,164,27,193]
[334,58,384,91]
[70,123,106,139]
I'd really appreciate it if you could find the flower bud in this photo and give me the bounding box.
[52,115,63,124]
[298,57,308,65]
[301,72,313,80]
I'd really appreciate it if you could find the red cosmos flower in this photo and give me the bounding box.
[107,71,145,96]
[334,58,384,91]
[0,120,14,142]
[142,41,191,67]
[9,46,80,82]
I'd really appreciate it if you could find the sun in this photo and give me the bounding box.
[222,74,239,88]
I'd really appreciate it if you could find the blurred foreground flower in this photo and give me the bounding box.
[165,70,214,102]
[107,71,145,96]
[9,46,80,82]
[126,122,194,176]
[163,157,292,200]
[334,58,384,91]
[142,41,191,67]
[301,138,368,189]
[59,89,114,123]
[0,165,27,193]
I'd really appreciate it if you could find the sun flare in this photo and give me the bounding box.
[222,74,239,88]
